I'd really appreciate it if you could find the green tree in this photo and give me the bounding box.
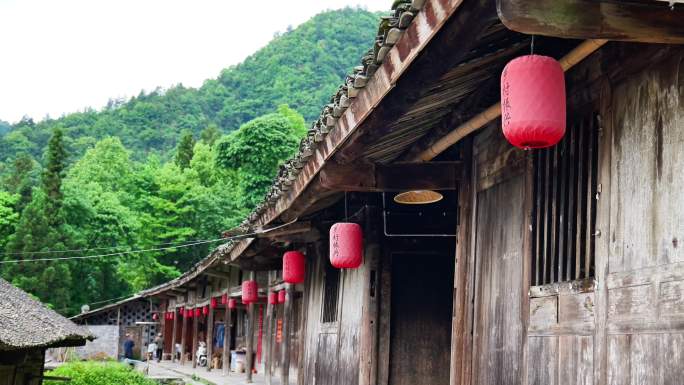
[216,105,305,208]
[42,129,67,225]
[200,124,221,147]
[175,132,195,170]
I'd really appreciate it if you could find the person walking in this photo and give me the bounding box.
[154,332,164,362]
[123,334,135,360]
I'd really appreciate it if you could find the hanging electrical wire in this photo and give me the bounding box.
[0,218,300,264]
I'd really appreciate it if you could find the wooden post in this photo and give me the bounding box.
[206,302,215,372]
[264,271,275,385]
[192,306,199,369]
[180,310,187,365]
[222,297,232,376]
[359,207,380,385]
[171,309,178,362]
[246,271,256,383]
[281,283,293,385]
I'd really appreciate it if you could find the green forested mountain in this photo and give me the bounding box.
[0,7,380,315]
[0,7,378,162]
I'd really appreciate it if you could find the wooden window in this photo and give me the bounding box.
[321,260,340,324]
[531,110,599,286]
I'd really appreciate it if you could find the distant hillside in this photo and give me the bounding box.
[0,7,379,162]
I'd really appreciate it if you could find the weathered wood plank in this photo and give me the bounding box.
[497,0,684,43]
[319,161,462,192]
[527,337,558,385]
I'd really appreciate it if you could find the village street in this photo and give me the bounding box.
[144,361,281,385]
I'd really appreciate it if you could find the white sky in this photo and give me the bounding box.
[0,0,389,123]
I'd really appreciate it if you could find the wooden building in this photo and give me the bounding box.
[0,278,92,385]
[79,0,684,384]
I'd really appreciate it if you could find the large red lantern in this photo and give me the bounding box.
[228,298,237,309]
[186,309,192,318]
[283,251,306,284]
[330,223,363,268]
[242,280,258,304]
[169,312,174,320]
[203,306,209,316]
[278,290,286,304]
[221,294,228,305]
[194,308,201,317]
[210,297,218,309]
[501,55,566,149]
[268,292,278,305]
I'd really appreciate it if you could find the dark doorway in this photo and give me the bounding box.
[387,239,455,385]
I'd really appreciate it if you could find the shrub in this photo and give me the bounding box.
[45,361,156,385]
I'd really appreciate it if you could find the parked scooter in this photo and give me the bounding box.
[196,341,208,367]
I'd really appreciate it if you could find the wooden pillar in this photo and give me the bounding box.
[206,302,215,371]
[264,271,275,385]
[192,306,199,369]
[222,297,233,376]
[281,283,293,385]
[180,310,187,365]
[359,207,380,385]
[245,271,256,383]
[171,309,178,362]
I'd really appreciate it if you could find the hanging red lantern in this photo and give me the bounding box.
[152,313,159,321]
[185,309,191,318]
[330,223,363,268]
[169,312,174,320]
[194,308,201,317]
[221,293,228,305]
[179,306,184,314]
[210,297,218,309]
[228,298,237,309]
[501,55,566,149]
[203,306,209,316]
[268,292,278,305]
[278,290,286,304]
[242,280,258,304]
[283,251,306,284]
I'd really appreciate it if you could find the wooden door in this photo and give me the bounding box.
[388,251,454,385]
[471,174,526,385]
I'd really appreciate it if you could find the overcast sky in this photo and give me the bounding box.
[0,0,389,124]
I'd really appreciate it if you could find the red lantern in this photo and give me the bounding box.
[283,251,306,284]
[186,309,192,318]
[268,292,278,305]
[501,55,566,149]
[203,306,209,316]
[194,308,201,317]
[330,223,363,268]
[179,306,184,314]
[152,313,158,321]
[221,294,228,305]
[169,312,174,320]
[228,298,237,309]
[278,290,286,304]
[210,297,218,309]
[242,280,258,304]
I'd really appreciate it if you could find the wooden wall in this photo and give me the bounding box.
[0,349,45,385]
[604,47,684,385]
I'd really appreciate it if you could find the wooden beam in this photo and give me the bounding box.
[222,293,233,376]
[497,0,684,43]
[203,271,232,280]
[180,312,187,365]
[171,310,178,363]
[192,305,199,369]
[319,161,462,192]
[280,283,293,385]
[264,271,275,385]
[246,272,256,383]
[206,304,214,372]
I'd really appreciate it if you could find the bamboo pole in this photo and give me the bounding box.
[281,284,293,385]
[264,271,275,385]
[414,39,608,162]
[222,297,232,376]
[171,309,178,362]
[206,301,215,371]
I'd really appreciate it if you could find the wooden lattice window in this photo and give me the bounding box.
[321,260,340,324]
[531,110,599,286]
